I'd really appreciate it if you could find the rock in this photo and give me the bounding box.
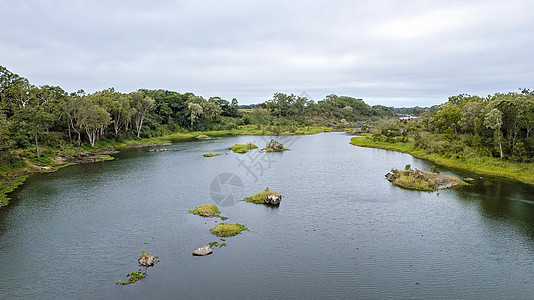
[192,245,213,256]
[138,254,156,267]
[265,194,282,205]
[149,148,172,152]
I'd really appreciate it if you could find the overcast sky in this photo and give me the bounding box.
[2,0,534,106]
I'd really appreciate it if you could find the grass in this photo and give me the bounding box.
[116,269,146,285]
[203,152,219,157]
[0,174,29,207]
[242,187,279,204]
[209,223,248,237]
[229,143,258,153]
[394,175,433,191]
[350,136,534,185]
[187,204,221,217]
[262,139,289,152]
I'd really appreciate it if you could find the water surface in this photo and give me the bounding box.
[1,133,534,299]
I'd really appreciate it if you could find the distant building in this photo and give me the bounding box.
[397,114,420,120]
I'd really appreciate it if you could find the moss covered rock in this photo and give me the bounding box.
[242,187,282,205]
[229,143,258,153]
[209,223,248,237]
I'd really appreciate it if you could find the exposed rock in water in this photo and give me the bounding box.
[149,148,174,152]
[242,188,283,205]
[192,245,213,256]
[385,167,467,191]
[262,139,288,152]
[265,194,282,205]
[138,253,157,267]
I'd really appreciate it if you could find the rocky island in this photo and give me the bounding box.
[385,166,467,191]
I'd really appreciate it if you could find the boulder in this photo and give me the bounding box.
[192,245,213,256]
[138,254,156,267]
[265,194,282,205]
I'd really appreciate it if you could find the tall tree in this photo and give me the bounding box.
[131,91,155,138]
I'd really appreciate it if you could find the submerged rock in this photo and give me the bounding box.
[192,245,213,256]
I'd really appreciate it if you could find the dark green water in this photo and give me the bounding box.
[1,133,534,299]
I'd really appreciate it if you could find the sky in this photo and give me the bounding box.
[2,0,534,107]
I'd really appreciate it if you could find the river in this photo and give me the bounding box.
[1,132,534,299]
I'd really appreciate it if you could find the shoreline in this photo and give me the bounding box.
[0,125,336,208]
[350,136,534,185]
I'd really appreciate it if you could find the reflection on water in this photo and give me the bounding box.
[1,133,534,299]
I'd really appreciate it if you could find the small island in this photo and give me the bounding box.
[385,166,467,191]
[209,223,248,237]
[242,187,282,205]
[203,152,219,157]
[229,143,258,153]
[261,139,289,152]
[187,204,227,219]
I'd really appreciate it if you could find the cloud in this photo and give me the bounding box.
[1,0,534,106]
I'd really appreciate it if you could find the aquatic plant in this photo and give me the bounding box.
[116,269,146,285]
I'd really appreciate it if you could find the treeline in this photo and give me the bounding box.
[0,66,395,160]
[374,92,534,162]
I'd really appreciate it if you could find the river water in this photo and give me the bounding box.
[1,132,534,299]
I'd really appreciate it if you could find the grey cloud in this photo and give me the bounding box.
[1,0,534,106]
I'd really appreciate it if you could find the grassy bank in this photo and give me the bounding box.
[350,136,534,185]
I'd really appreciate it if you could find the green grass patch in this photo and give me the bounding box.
[262,139,289,152]
[187,204,221,217]
[209,223,248,237]
[203,152,219,157]
[229,143,258,153]
[0,174,29,207]
[116,269,146,285]
[242,187,279,204]
[392,173,434,191]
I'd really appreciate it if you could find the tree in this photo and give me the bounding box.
[131,92,155,138]
[484,108,504,158]
[433,103,461,133]
[187,103,203,127]
[81,102,111,147]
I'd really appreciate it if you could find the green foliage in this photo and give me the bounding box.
[229,143,258,153]
[242,187,280,204]
[203,152,219,157]
[187,204,221,217]
[209,223,248,237]
[387,167,465,191]
[392,173,434,191]
[262,139,288,152]
[116,269,146,285]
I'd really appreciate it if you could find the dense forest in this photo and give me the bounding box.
[0,65,396,162]
[371,92,534,162]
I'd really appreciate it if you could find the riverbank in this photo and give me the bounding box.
[0,125,334,208]
[350,136,534,185]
